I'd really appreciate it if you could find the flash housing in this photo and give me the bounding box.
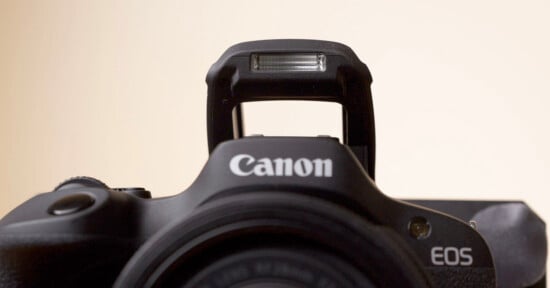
[206,39,377,179]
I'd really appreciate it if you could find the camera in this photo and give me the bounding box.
[0,40,546,287]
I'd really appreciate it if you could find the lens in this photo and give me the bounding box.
[181,248,374,288]
[238,283,299,288]
[115,193,433,288]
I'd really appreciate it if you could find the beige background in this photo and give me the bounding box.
[0,0,548,278]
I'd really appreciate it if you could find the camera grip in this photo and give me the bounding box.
[0,182,149,287]
[206,40,376,178]
[0,234,139,287]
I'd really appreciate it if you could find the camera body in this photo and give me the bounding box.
[0,40,546,287]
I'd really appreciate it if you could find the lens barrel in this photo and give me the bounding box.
[115,192,433,288]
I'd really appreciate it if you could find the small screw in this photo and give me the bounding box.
[469,220,477,230]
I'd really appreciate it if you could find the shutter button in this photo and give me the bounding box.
[48,194,95,216]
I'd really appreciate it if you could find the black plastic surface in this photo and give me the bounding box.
[474,203,546,287]
[206,39,376,179]
[409,200,547,287]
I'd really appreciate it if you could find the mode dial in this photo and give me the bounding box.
[54,176,109,191]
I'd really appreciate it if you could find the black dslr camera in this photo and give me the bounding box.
[0,40,546,287]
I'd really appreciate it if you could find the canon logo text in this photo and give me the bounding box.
[229,154,333,177]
